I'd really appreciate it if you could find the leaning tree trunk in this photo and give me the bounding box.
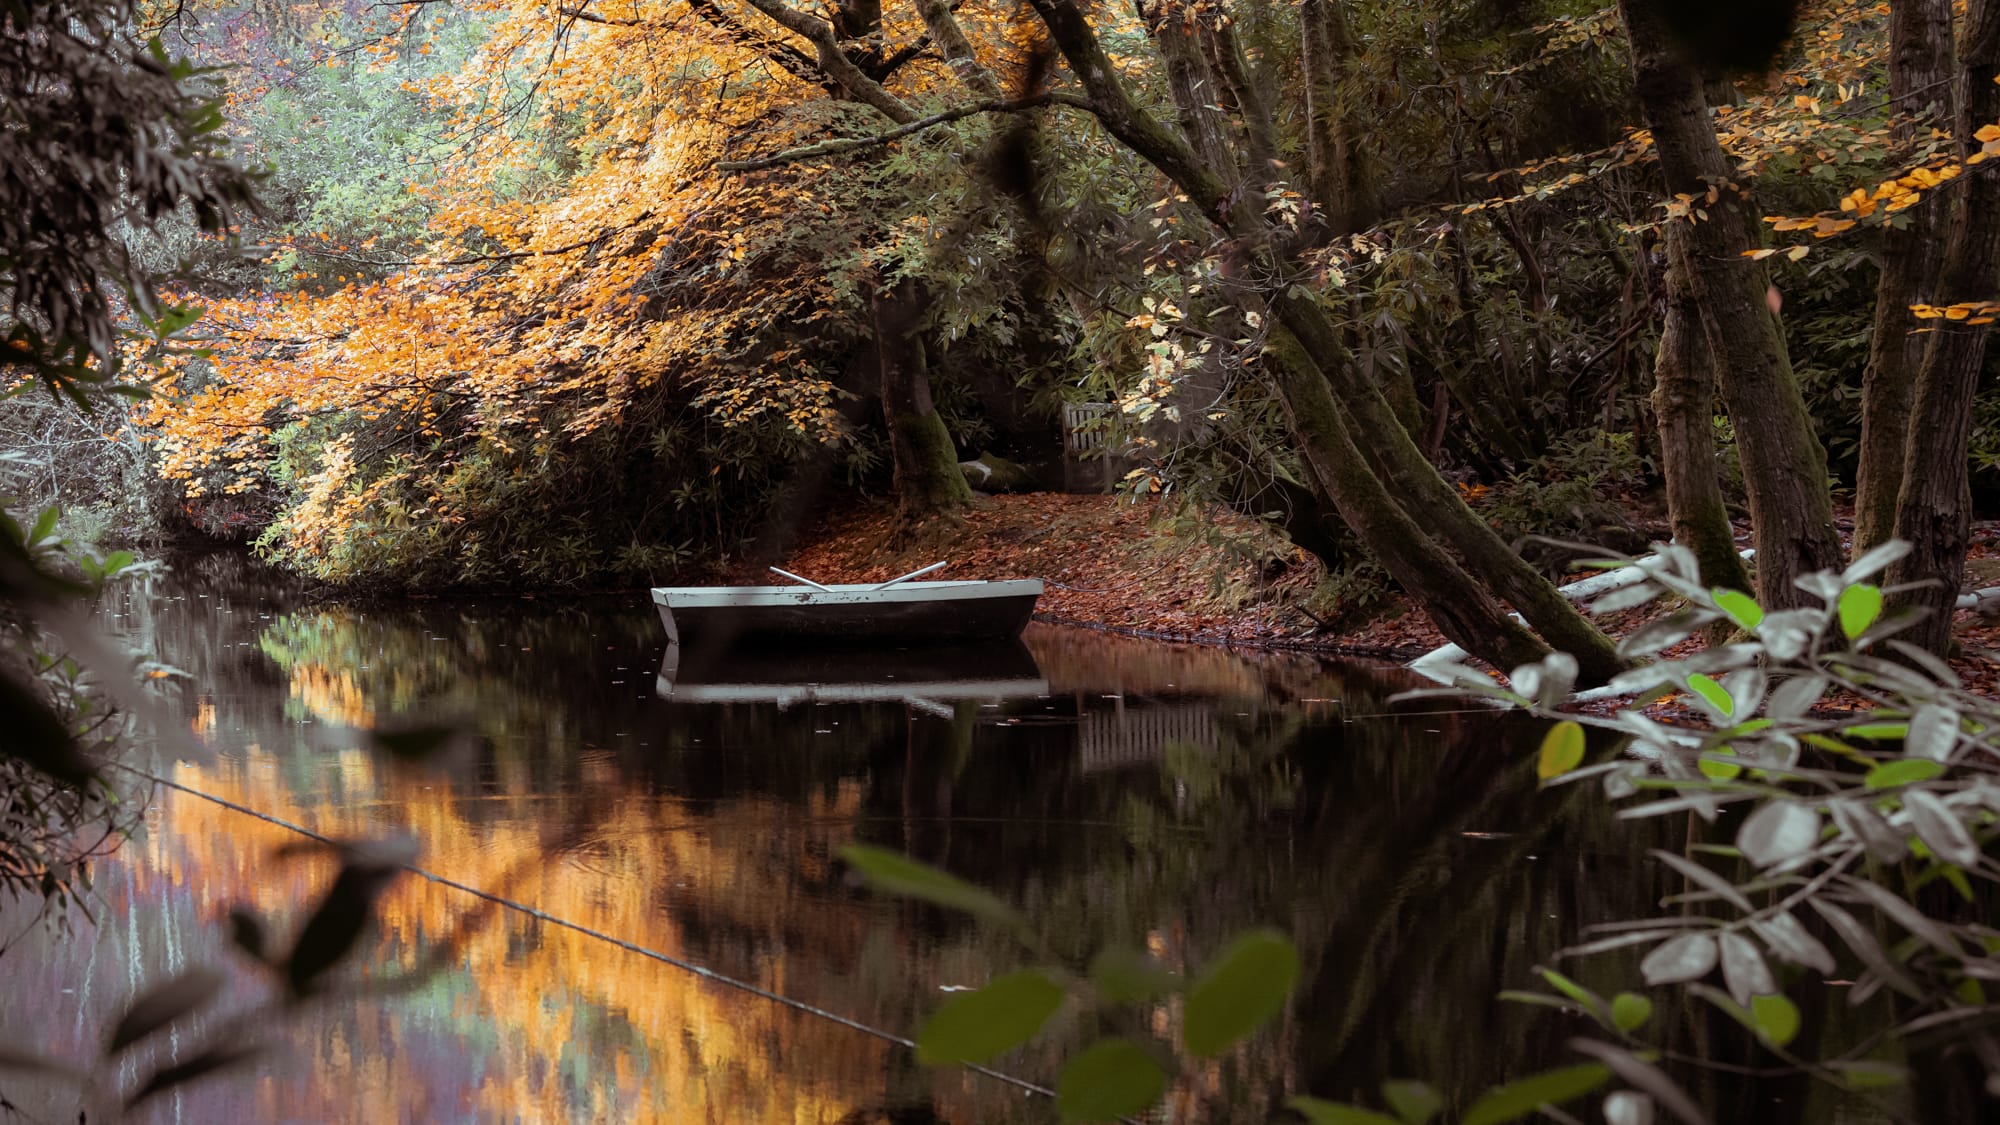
[1653,222,1754,594]
[1854,0,1954,554]
[1263,327,1554,671]
[1888,0,2000,655]
[1028,0,1625,682]
[873,278,973,522]
[1621,0,1844,610]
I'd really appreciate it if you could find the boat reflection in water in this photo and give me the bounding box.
[657,637,1049,714]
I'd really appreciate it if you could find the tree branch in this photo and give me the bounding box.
[914,0,999,97]
[686,0,826,89]
[716,93,1092,171]
[740,0,917,123]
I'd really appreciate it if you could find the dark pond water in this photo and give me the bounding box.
[0,553,1884,1122]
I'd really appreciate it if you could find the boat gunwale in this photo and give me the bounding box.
[651,579,1044,608]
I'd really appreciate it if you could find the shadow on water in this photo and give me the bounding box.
[0,552,1905,1121]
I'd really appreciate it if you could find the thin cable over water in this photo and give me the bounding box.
[110,761,1061,1102]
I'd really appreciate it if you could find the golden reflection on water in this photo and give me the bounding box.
[145,747,898,1123]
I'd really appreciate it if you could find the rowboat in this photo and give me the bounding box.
[651,562,1044,645]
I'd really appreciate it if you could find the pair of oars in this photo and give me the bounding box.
[767,560,947,591]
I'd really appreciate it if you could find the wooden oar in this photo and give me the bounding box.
[768,566,833,591]
[871,561,947,590]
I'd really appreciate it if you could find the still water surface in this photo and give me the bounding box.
[0,553,1673,1123]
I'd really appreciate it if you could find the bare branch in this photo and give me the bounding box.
[740,0,917,123]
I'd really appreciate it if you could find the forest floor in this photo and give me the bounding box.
[769,490,2000,699]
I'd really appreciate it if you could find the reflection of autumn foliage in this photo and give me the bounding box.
[146,749,902,1122]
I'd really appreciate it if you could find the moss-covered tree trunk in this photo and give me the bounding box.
[1264,328,1553,670]
[1027,0,1625,683]
[1621,0,1843,609]
[1653,222,1753,595]
[873,277,972,523]
[1853,0,1953,554]
[1888,0,2000,655]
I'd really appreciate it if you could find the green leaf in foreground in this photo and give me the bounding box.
[1290,1096,1403,1125]
[1088,948,1180,1003]
[1750,993,1801,1048]
[1685,673,1733,717]
[1838,583,1883,640]
[1382,1079,1443,1124]
[840,844,1026,932]
[1463,1063,1613,1125]
[1537,720,1586,780]
[1828,1060,1909,1089]
[1610,992,1654,1034]
[1863,758,1944,790]
[1711,588,1762,630]
[1057,1037,1166,1123]
[916,970,1064,1064]
[1182,929,1300,1057]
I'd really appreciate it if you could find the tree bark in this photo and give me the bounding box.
[874,278,973,521]
[1855,0,1955,554]
[1299,0,1377,232]
[1652,222,1754,594]
[1025,0,1625,683]
[1262,327,1554,671]
[1621,0,1844,610]
[1887,0,2000,655]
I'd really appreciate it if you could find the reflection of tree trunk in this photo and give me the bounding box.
[873,278,972,523]
[1888,0,2000,655]
[1652,223,1751,595]
[1621,0,1843,609]
[1853,0,1952,554]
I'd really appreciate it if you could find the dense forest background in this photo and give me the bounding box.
[10,0,2000,667]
